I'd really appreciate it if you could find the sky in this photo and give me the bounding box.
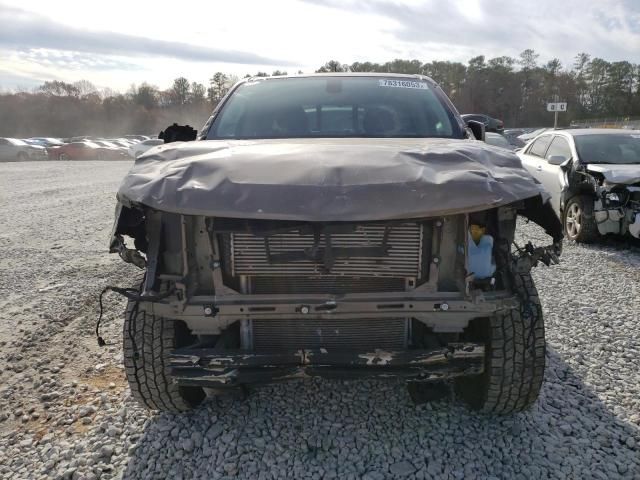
[1,0,639,92]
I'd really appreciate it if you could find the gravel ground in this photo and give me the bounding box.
[1,160,639,480]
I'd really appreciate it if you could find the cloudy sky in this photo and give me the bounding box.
[1,0,639,91]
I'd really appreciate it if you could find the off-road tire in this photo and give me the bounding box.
[455,273,545,413]
[564,195,599,243]
[123,301,206,412]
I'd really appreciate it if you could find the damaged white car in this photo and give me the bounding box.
[519,129,640,242]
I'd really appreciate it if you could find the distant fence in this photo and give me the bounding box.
[570,117,640,130]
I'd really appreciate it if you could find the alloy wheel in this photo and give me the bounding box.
[565,203,582,239]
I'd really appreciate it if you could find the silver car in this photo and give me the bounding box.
[518,129,640,242]
[0,137,48,161]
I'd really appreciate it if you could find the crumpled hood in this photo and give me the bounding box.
[586,164,640,185]
[117,138,546,221]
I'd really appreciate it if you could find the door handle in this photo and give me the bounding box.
[536,165,542,171]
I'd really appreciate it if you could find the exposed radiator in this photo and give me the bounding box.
[251,318,408,352]
[251,276,406,294]
[229,223,423,278]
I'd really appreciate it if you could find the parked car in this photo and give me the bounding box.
[0,137,48,161]
[518,128,550,142]
[108,73,563,415]
[47,141,127,160]
[502,130,526,148]
[504,128,525,137]
[128,138,164,158]
[484,132,516,151]
[461,114,504,133]
[26,137,65,147]
[94,140,128,153]
[518,129,640,242]
[109,138,135,148]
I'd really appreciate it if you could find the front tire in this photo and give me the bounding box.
[455,273,545,413]
[564,195,599,243]
[123,301,206,412]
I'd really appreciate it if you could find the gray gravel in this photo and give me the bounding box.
[1,161,639,480]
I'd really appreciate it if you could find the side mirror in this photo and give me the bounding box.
[547,155,567,166]
[466,120,485,141]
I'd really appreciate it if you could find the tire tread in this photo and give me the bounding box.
[123,302,199,413]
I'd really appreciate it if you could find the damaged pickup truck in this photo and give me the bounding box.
[107,74,563,414]
[519,129,640,242]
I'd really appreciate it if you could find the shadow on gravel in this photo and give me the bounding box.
[122,347,639,480]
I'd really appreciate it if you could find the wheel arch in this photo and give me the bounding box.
[560,184,596,216]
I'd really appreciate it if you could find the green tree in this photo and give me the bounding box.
[384,59,422,74]
[39,81,80,97]
[350,61,382,72]
[207,72,229,104]
[170,77,190,106]
[316,60,349,73]
[422,61,467,102]
[190,82,206,104]
[130,83,159,109]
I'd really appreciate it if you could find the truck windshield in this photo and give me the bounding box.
[207,76,461,140]
[575,133,640,164]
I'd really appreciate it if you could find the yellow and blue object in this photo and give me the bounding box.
[467,225,496,280]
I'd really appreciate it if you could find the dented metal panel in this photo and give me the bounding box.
[116,137,547,221]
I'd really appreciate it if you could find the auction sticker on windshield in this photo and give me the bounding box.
[379,79,429,89]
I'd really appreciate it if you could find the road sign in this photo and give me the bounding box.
[547,102,567,112]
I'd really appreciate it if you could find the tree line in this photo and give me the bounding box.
[0,49,638,137]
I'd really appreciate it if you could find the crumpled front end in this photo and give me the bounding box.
[107,135,565,387]
[108,195,561,387]
[594,191,640,239]
[115,137,549,221]
[585,165,640,239]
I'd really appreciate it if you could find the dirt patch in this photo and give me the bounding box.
[85,365,127,392]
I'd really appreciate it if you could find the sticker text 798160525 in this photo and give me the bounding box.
[378,79,429,89]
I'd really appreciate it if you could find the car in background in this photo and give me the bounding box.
[504,128,524,137]
[461,114,504,133]
[484,132,516,151]
[94,140,129,153]
[518,129,640,242]
[47,141,127,160]
[0,137,48,161]
[69,136,95,142]
[518,128,550,143]
[109,138,136,148]
[128,138,164,158]
[26,137,65,148]
[502,130,526,148]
